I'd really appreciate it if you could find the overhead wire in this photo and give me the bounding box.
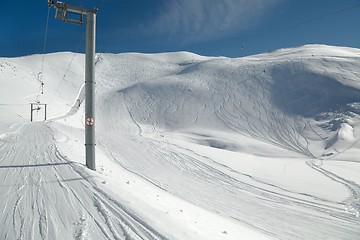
[95,0,105,11]
[0,104,29,120]
[38,6,51,96]
[48,32,86,105]
[1,1,102,122]
[93,0,105,10]
[48,0,105,105]
[239,2,360,53]
[46,0,105,109]
[0,103,29,106]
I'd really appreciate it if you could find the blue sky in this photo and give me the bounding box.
[0,0,359,57]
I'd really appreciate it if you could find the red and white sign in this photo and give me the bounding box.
[86,117,94,126]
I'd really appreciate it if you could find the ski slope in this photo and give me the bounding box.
[0,123,166,239]
[1,44,360,239]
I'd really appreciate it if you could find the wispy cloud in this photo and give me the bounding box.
[146,0,282,43]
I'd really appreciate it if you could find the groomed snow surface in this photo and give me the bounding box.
[0,44,360,239]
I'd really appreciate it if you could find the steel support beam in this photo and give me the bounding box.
[49,1,97,170]
[85,12,96,170]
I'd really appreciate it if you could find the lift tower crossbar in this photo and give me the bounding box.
[48,0,97,170]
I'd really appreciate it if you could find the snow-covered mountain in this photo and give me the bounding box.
[0,45,359,239]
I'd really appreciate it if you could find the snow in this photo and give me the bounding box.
[1,44,360,239]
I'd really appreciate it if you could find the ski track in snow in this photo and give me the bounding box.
[95,47,360,239]
[0,123,167,240]
[100,134,360,240]
[307,159,360,218]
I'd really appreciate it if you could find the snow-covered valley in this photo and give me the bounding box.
[0,44,360,239]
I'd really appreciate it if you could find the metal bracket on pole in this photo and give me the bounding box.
[48,0,97,170]
[48,0,97,25]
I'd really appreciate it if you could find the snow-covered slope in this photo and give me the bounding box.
[1,45,360,239]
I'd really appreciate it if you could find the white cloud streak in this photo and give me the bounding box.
[147,0,282,43]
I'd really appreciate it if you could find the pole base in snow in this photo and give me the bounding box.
[85,144,96,170]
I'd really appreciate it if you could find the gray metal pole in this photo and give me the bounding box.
[31,103,33,122]
[85,12,96,170]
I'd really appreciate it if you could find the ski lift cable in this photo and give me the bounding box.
[48,31,86,105]
[96,0,105,11]
[0,103,29,106]
[38,6,51,95]
[41,6,51,72]
[240,2,360,52]
[47,0,104,107]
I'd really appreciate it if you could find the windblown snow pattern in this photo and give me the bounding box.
[0,44,360,240]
